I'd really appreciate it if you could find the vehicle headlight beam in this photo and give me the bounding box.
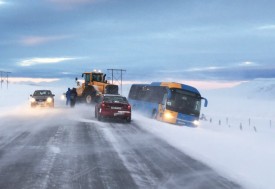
[30,97,35,103]
[164,112,173,119]
[47,97,53,103]
[193,120,200,126]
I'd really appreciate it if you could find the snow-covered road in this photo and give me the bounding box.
[0,106,242,189]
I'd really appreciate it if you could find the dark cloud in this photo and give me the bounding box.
[153,65,275,81]
[1,0,275,81]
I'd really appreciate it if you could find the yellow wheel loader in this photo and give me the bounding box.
[74,71,118,104]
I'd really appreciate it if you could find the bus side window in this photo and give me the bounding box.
[137,87,147,100]
[129,85,138,99]
[145,86,164,103]
[147,87,154,102]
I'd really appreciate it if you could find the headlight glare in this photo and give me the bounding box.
[47,97,53,103]
[61,94,65,100]
[30,97,35,103]
[164,112,173,119]
[193,120,200,126]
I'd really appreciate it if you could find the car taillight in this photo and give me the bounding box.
[101,103,105,108]
[127,105,131,110]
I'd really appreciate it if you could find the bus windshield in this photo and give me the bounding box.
[166,88,201,116]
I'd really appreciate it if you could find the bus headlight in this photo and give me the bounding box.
[164,112,173,119]
[47,97,53,103]
[193,120,200,126]
[30,97,35,103]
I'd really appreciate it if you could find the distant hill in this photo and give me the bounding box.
[202,78,275,100]
[234,78,275,99]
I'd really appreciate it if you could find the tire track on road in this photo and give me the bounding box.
[102,122,243,189]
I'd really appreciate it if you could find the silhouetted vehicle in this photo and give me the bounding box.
[95,94,131,123]
[30,90,55,108]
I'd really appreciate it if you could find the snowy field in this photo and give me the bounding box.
[0,79,275,189]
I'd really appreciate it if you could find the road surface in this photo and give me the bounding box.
[0,106,243,189]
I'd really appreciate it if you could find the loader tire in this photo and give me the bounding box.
[85,94,93,104]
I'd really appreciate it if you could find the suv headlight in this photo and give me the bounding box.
[47,97,53,103]
[30,97,35,103]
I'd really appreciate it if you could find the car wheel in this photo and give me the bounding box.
[126,116,131,123]
[95,109,98,118]
[98,114,102,121]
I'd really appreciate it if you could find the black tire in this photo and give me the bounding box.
[95,109,98,118]
[98,114,102,121]
[83,86,96,104]
[85,94,93,104]
[151,109,157,119]
[126,116,131,123]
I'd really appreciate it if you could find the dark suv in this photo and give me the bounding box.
[30,90,55,108]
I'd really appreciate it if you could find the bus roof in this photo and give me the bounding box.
[150,82,200,95]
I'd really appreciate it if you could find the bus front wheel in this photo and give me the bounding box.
[151,110,157,119]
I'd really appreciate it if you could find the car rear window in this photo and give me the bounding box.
[104,96,127,103]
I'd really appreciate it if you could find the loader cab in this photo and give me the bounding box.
[82,72,106,84]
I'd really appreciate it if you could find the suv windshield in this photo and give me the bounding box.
[166,88,201,116]
[34,90,52,96]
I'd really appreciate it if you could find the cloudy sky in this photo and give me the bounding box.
[1,0,275,85]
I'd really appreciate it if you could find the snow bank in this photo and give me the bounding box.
[133,79,275,189]
[134,113,275,189]
[1,78,275,189]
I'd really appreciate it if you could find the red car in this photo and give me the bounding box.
[95,94,131,123]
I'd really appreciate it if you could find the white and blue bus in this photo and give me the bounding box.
[128,82,208,127]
